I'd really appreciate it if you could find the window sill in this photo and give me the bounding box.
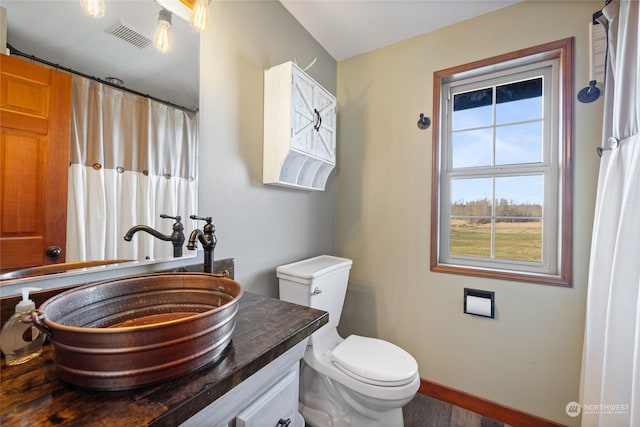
[430,262,572,287]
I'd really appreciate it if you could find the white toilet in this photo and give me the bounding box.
[277,255,420,427]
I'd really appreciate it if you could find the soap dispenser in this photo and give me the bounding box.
[0,287,45,366]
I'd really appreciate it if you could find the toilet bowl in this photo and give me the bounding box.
[277,255,420,427]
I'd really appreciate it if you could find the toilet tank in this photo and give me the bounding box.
[277,255,352,332]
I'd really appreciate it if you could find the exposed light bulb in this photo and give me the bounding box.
[154,9,172,53]
[190,0,210,32]
[80,0,105,18]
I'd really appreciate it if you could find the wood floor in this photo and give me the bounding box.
[404,393,510,427]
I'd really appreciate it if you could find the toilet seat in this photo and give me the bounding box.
[330,335,418,387]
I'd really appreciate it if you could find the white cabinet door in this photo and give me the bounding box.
[236,369,299,427]
[291,67,336,163]
[313,83,336,163]
[291,68,315,155]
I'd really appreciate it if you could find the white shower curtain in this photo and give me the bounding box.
[581,1,640,426]
[66,76,198,262]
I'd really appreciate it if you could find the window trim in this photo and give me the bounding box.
[430,38,574,287]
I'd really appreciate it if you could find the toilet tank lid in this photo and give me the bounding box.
[276,255,353,281]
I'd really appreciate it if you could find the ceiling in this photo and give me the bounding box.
[280,0,523,61]
[2,1,521,108]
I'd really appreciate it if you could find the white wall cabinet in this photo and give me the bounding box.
[263,61,336,191]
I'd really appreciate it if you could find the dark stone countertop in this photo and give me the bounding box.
[0,292,327,426]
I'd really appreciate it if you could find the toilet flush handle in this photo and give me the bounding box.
[312,287,322,296]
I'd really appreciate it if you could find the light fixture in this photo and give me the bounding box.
[154,9,172,53]
[190,0,210,32]
[80,0,105,18]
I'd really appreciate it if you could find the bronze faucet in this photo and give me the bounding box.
[123,214,185,258]
[187,215,217,273]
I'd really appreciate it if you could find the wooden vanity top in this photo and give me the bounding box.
[0,292,327,426]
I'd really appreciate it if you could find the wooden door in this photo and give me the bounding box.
[0,54,71,271]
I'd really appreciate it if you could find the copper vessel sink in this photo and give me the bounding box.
[32,272,242,391]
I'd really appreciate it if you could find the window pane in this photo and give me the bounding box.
[496,97,543,124]
[452,128,493,168]
[495,219,542,262]
[495,121,542,165]
[451,178,492,216]
[495,175,543,217]
[453,88,493,130]
[496,78,542,124]
[450,177,492,258]
[450,220,491,258]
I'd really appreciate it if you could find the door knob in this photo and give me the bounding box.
[46,246,62,258]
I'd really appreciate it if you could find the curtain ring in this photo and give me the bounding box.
[92,163,102,170]
[116,166,125,173]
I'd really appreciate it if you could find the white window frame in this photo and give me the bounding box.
[430,39,574,287]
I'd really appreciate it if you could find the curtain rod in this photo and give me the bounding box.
[7,44,198,115]
[593,0,614,24]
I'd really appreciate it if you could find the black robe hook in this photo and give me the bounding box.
[417,113,431,130]
[577,80,601,103]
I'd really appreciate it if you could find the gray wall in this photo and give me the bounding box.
[334,1,602,425]
[0,6,6,54]
[198,1,337,297]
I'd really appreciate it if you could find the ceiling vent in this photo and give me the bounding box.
[105,21,152,49]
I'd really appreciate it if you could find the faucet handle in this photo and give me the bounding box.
[160,214,182,222]
[190,215,212,224]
